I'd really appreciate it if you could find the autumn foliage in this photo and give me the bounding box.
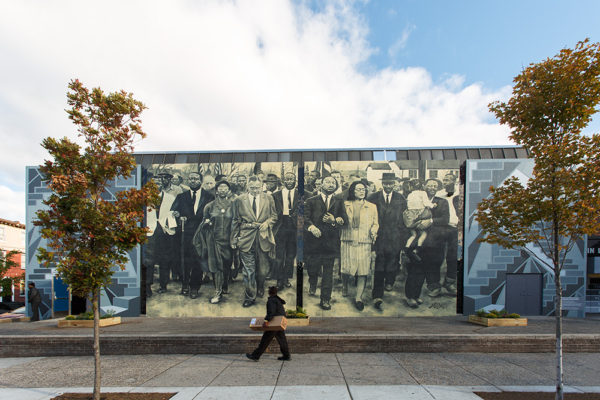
[477,39,600,400]
[35,80,159,298]
[33,80,159,400]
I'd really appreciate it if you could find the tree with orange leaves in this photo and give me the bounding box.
[34,80,159,400]
[477,40,600,400]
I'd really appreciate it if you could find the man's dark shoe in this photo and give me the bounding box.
[257,288,264,298]
[308,286,317,297]
[190,290,199,299]
[246,353,259,362]
[355,300,364,311]
[284,280,292,288]
[406,298,418,308]
[384,284,393,292]
[242,299,255,308]
[374,299,383,311]
[180,288,189,296]
[320,300,331,310]
[443,282,457,296]
[157,287,167,294]
[277,355,291,361]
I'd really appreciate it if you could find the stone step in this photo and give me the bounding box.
[1,334,599,357]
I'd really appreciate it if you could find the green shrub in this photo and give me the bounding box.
[286,306,309,319]
[475,309,521,319]
[65,311,116,320]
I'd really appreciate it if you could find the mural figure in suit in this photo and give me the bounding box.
[304,176,346,310]
[340,181,379,312]
[230,176,277,307]
[272,172,298,291]
[171,172,215,299]
[367,172,407,311]
[146,171,177,296]
[436,173,460,296]
[404,178,449,308]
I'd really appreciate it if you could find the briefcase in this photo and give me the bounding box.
[249,315,287,331]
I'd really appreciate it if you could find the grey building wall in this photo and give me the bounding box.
[463,159,586,317]
[25,166,142,318]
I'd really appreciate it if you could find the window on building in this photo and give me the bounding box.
[0,226,5,242]
[21,254,26,269]
[409,170,418,179]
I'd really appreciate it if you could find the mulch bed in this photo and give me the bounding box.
[51,393,175,400]
[475,392,600,400]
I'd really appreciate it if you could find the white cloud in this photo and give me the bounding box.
[0,0,512,222]
[0,185,25,224]
[388,23,416,59]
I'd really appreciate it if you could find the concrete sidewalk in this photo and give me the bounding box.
[1,353,599,399]
[3,315,600,336]
[2,315,600,356]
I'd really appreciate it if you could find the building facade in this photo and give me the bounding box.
[1,218,26,303]
[24,146,595,318]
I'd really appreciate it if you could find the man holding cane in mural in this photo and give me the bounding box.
[171,172,214,299]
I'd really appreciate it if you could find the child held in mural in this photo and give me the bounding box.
[403,179,436,261]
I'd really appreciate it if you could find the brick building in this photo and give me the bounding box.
[0,218,26,303]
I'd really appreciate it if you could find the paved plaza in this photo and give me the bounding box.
[1,352,600,399]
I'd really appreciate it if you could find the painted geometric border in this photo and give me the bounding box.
[463,159,586,317]
[25,166,142,319]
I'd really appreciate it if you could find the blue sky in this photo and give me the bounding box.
[352,0,600,88]
[1,0,600,223]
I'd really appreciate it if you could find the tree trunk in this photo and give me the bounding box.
[554,244,563,400]
[92,288,101,400]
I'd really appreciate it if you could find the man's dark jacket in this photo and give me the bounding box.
[367,190,407,254]
[28,287,41,305]
[422,196,450,247]
[304,193,346,256]
[171,189,214,241]
[265,295,286,321]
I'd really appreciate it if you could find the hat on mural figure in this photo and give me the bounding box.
[157,168,173,178]
[381,172,396,183]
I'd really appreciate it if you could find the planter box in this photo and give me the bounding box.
[0,315,29,323]
[58,316,121,328]
[468,315,527,327]
[286,317,310,326]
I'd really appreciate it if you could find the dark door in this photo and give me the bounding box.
[53,277,69,312]
[506,273,542,316]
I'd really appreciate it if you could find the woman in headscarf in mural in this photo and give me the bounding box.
[340,181,379,311]
[194,180,234,304]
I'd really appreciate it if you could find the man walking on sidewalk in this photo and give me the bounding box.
[246,286,291,361]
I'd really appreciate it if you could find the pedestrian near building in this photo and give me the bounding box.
[246,286,291,361]
[27,282,41,322]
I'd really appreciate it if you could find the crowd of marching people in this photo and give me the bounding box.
[144,165,460,312]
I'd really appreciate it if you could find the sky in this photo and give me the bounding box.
[1,0,600,224]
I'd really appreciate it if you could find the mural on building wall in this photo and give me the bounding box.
[25,166,142,318]
[463,159,587,317]
[145,160,460,317]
